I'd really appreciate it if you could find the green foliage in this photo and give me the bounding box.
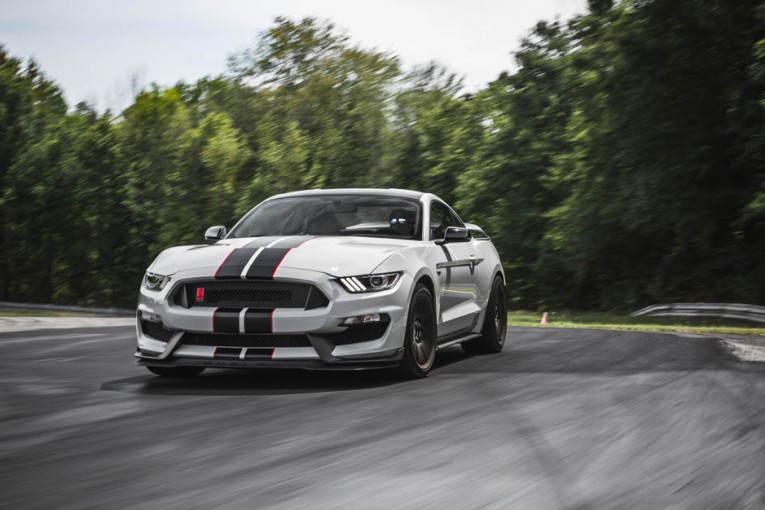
[1,5,764,309]
[506,310,765,336]
[542,0,765,308]
[0,48,66,300]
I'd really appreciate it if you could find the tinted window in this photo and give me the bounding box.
[429,201,464,240]
[229,195,422,240]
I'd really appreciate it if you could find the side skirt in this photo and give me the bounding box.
[436,333,482,350]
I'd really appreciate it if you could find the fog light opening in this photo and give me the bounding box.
[341,313,389,326]
[139,310,162,322]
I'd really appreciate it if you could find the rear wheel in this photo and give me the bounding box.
[399,283,437,378]
[146,366,205,378]
[462,275,507,354]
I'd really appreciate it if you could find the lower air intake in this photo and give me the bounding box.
[315,322,390,346]
[140,320,176,342]
[182,333,312,348]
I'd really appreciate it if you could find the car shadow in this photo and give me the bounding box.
[433,345,473,369]
[101,348,474,396]
[101,369,400,396]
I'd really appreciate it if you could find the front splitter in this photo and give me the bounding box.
[137,348,404,371]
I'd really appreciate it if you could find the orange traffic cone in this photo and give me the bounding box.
[540,312,549,326]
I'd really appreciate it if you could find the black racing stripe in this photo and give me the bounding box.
[242,235,314,249]
[214,347,241,359]
[244,309,272,333]
[214,247,260,280]
[215,236,312,281]
[438,246,453,323]
[243,237,281,249]
[213,308,240,333]
[245,248,291,279]
[244,348,274,360]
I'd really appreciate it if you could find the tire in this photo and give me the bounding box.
[462,275,507,354]
[398,283,437,378]
[146,366,205,378]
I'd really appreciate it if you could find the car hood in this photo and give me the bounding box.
[148,235,417,278]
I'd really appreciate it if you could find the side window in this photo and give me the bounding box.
[447,208,464,230]
[429,202,464,240]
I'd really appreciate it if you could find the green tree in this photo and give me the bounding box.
[3,5,765,310]
[229,17,401,202]
[456,21,577,308]
[547,0,765,307]
[388,63,479,203]
[0,48,65,299]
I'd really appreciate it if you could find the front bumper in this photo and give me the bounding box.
[135,265,410,370]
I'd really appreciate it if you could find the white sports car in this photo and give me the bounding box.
[136,188,506,378]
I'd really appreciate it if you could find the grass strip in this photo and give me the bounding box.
[508,310,765,336]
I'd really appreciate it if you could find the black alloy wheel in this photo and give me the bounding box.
[462,275,507,354]
[399,283,437,378]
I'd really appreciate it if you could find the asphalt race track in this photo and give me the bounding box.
[1,323,764,509]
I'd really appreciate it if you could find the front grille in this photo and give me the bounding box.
[140,320,176,342]
[173,281,328,310]
[316,322,390,346]
[182,332,312,348]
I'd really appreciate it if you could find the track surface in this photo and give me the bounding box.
[1,324,764,509]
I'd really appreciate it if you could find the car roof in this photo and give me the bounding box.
[270,188,425,200]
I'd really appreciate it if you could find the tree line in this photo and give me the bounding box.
[1,0,764,310]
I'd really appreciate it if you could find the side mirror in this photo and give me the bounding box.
[436,226,469,244]
[204,225,226,241]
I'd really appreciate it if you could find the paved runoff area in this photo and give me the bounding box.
[1,319,764,509]
[0,316,133,333]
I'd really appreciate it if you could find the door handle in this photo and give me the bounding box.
[468,256,483,271]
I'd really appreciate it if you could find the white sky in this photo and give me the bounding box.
[1,0,585,111]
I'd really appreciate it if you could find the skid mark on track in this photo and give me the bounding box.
[473,375,592,510]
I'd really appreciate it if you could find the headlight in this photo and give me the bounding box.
[144,272,171,291]
[338,272,401,293]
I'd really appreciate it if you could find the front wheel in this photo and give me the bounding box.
[399,283,437,378]
[146,366,205,378]
[462,275,507,354]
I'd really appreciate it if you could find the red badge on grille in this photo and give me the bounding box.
[196,287,205,302]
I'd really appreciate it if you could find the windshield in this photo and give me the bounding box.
[229,195,423,240]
